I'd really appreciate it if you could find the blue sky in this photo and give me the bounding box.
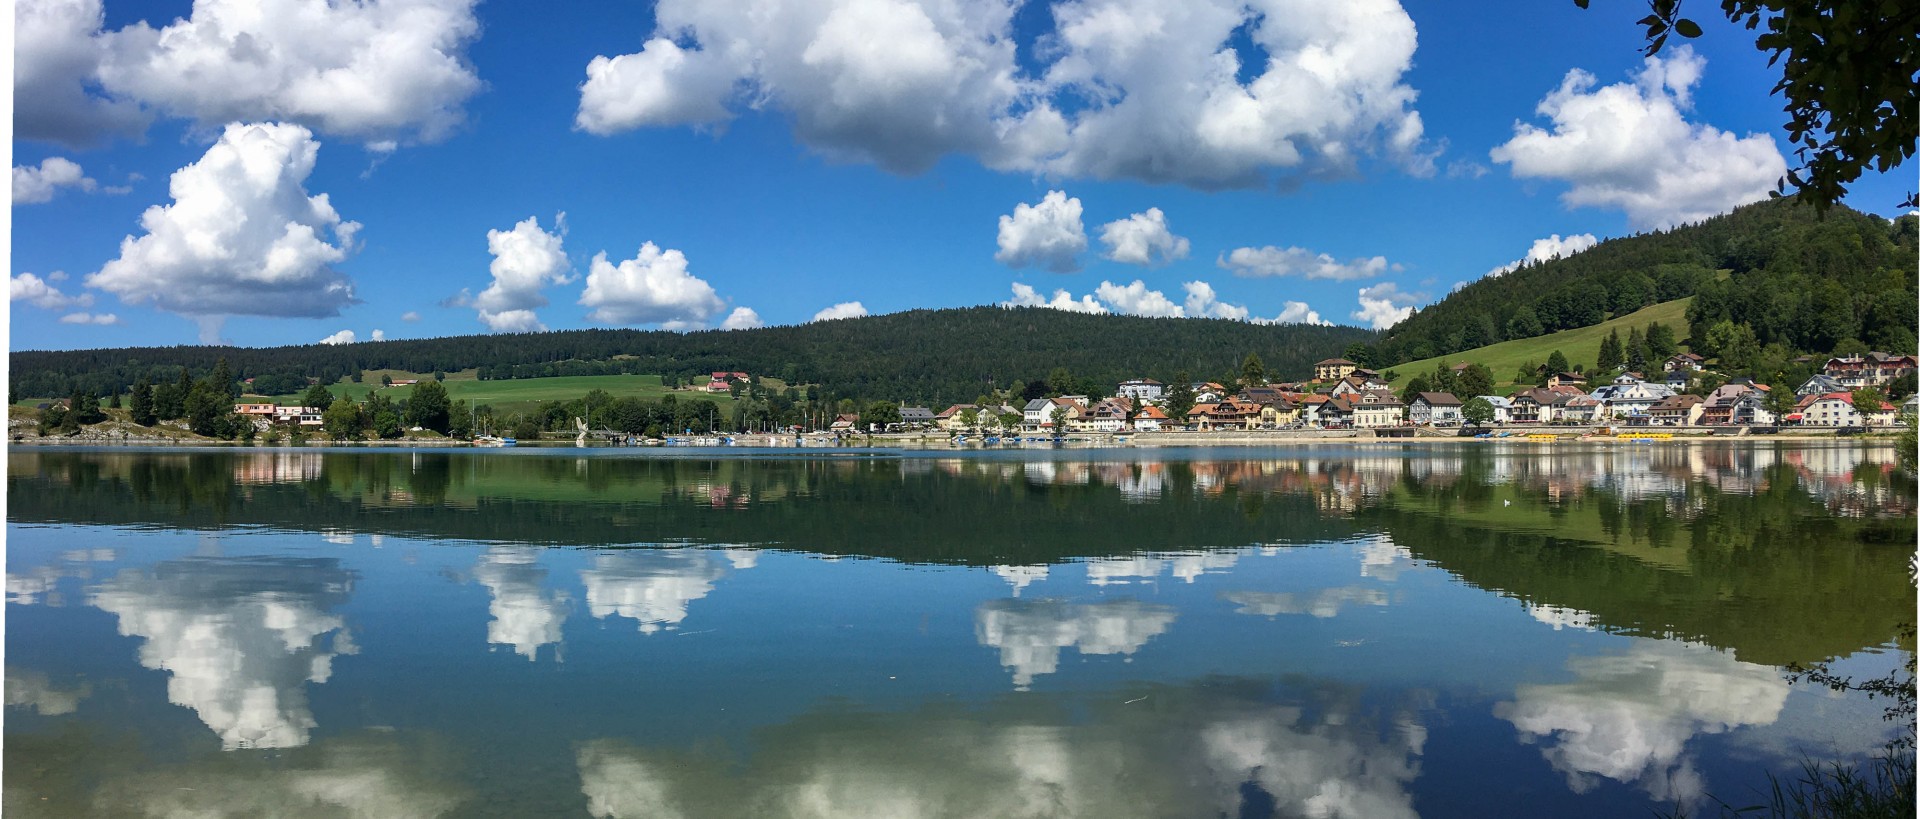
[10,0,1913,350]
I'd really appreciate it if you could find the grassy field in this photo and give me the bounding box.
[313,374,749,417]
[1386,298,1692,391]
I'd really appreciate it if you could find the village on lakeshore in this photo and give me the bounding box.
[31,349,1910,445]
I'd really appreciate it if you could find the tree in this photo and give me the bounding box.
[1579,0,1918,211]
[1240,352,1267,388]
[183,385,230,438]
[67,389,106,426]
[1401,375,1434,404]
[1546,350,1571,375]
[1851,387,1890,426]
[1706,320,1762,372]
[324,398,362,440]
[1046,367,1075,397]
[1507,305,1545,339]
[1048,405,1068,434]
[302,384,335,411]
[1764,383,1799,420]
[1625,327,1648,373]
[449,400,474,439]
[381,374,394,387]
[1164,372,1197,421]
[1457,364,1496,399]
[130,377,156,426]
[1462,397,1497,427]
[1644,322,1678,360]
[860,401,901,431]
[1343,343,1375,369]
[958,408,980,431]
[1597,330,1623,374]
[405,379,452,433]
[209,358,238,401]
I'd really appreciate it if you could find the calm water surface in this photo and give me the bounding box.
[6,442,1914,817]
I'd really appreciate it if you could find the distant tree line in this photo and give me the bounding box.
[11,307,1375,409]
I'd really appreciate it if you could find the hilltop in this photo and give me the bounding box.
[10,307,1374,406]
[1363,198,1918,368]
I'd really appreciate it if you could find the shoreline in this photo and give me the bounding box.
[9,427,1898,450]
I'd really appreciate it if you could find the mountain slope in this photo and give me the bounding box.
[1368,198,1918,366]
[10,307,1374,405]
[1385,298,1690,391]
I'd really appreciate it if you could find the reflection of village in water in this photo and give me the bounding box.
[4,444,1912,817]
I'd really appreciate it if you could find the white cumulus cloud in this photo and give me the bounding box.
[13,156,96,203]
[811,301,868,322]
[10,272,94,310]
[579,242,728,327]
[1353,282,1421,330]
[1218,245,1389,281]
[1263,301,1329,326]
[473,215,571,333]
[996,190,1086,273]
[1002,282,1108,314]
[575,0,1430,188]
[401,310,421,322]
[1490,47,1787,230]
[369,328,385,341]
[58,312,119,325]
[1096,280,1184,318]
[85,122,360,341]
[1099,208,1189,266]
[720,306,764,330]
[1486,233,1599,278]
[318,330,356,345]
[1180,281,1247,320]
[16,0,483,149]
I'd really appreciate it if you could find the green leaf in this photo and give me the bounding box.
[1674,18,1702,37]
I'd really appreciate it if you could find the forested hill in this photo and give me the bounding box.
[1367,198,1919,367]
[10,307,1374,404]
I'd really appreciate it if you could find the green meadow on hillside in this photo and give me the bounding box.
[1385,298,1691,391]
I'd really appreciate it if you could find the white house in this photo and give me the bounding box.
[1794,392,1896,427]
[1407,393,1463,426]
[1468,395,1512,424]
[1587,376,1676,420]
[1116,379,1165,401]
[1350,393,1405,428]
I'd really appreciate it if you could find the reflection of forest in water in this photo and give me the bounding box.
[10,444,1912,667]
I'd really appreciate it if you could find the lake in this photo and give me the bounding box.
[5,442,1913,817]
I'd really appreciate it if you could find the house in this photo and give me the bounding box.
[1699,383,1760,425]
[1560,395,1604,424]
[1206,399,1261,430]
[1822,353,1918,388]
[1664,353,1706,372]
[234,403,277,416]
[1546,372,1586,390]
[271,406,323,426]
[1794,392,1896,427]
[1648,394,1704,426]
[829,413,860,432]
[1084,398,1134,432]
[1351,392,1406,428]
[1022,398,1085,431]
[1905,394,1920,417]
[1257,398,1300,428]
[1186,403,1217,430]
[1795,373,1846,397]
[1330,376,1394,399]
[1510,388,1572,423]
[705,371,750,393]
[1116,378,1165,401]
[1470,395,1513,425]
[1315,358,1358,381]
[934,404,977,431]
[1407,392,1463,426]
[1316,396,1355,428]
[1297,394,1331,426]
[1134,406,1170,432]
[1729,391,1776,426]
[898,406,936,427]
[1664,369,1692,390]
[1587,376,1676,420]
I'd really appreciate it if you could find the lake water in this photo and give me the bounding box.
[6,442,1913,817]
